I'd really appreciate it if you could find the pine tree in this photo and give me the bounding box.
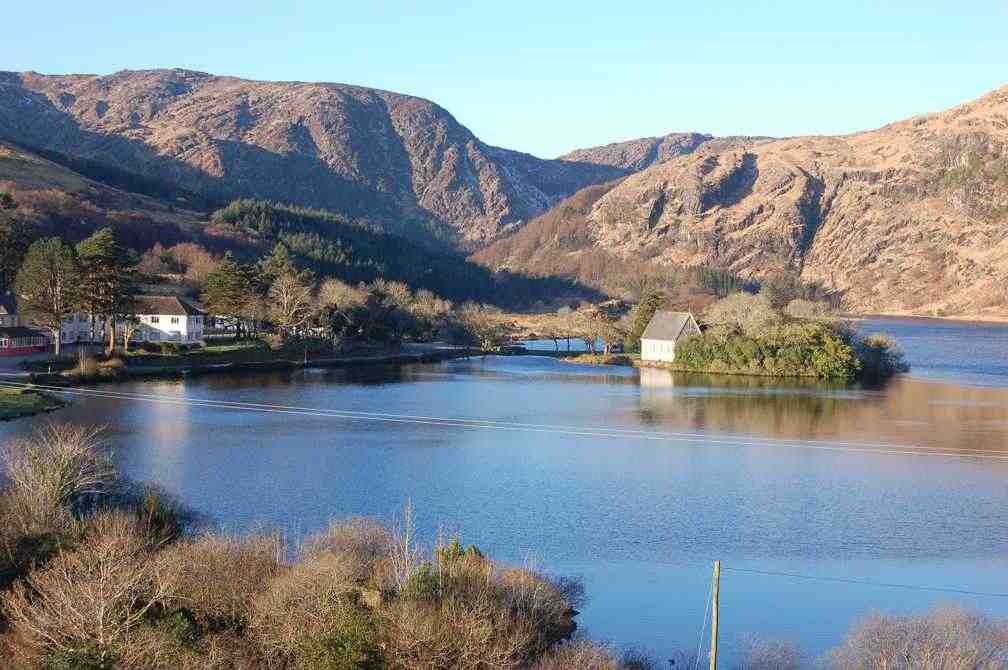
[75,228,137,352]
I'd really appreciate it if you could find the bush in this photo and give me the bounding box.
[854,332,909,382]
[705,292,779,335]
[160,342,181,356]
[0,424,115,535]
[1,512,176,668]
[159,533,285,633]
[826,605,1008,669]
[532,639,621,670]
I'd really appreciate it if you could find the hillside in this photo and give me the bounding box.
[480,86,1008,317]
[0,69,624,249]
[0,141,597,307]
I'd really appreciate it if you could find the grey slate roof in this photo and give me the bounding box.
[133,295,206,316]
[640,311,696,342]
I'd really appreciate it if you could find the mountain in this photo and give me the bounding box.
[478,86,1008,317]
[0,69,625,249]
[559,133,773,171]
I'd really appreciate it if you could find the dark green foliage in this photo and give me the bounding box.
[297,607,383,670]
[692,267,756,298]
[855,332,910,382]
[0,191,15,210]
[74,228,138,349]
[152,607,202,649]
[200,252,260,336]
[673,320,907,382]
[14,237,79,352]
[42,645,114,670]
[401,562,440,602]
[625,290,666,352]
[211,199,596,308]
[675,321,862,380]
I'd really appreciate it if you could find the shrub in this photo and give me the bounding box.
[854,332,909,382]
[301,517,393,589]
[251,554,382,667]
[0,424,115,535]
[1,512,176,668]
[826,605,1008,669]
[735,635,803,669]
[531,639,620,670]
[705,292,779,335]
[160,342,180,356]
[159,533,285,632]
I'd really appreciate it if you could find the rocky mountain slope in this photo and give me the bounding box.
[559,132,772,171]
[0,69,626,248]
[480,86,1008,317]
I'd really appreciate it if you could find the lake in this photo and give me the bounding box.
[1,316,1007,664]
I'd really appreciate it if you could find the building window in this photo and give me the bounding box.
[170,317,179,324]
[151,316,159,324]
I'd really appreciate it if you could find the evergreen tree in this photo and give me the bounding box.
[14,238,78,356]
[625,290,667,352]
[201,253,258,337]
[0,203,29,295]
[75,228,137,352]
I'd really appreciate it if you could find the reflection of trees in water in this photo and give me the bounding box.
[637,368,849,437]
[636,370,1008,453]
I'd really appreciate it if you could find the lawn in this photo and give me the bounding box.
[0,387,65,420]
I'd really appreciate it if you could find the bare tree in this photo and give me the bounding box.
[268,271,316,339]
[2,512,177,667]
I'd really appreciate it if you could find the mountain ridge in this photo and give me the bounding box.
[0,68,630,249]
[477,84,1008,317]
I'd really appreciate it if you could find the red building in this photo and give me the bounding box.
[0,327,51,356]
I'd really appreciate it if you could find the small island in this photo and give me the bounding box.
[559,292,908,383]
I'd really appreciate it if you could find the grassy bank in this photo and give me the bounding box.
[23,340,477,386]
[0,388,65,421]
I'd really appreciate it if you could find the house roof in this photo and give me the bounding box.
[133,295,206,316]
[0,294,16,316]
[0,326,44,338]
[641,311,697,342]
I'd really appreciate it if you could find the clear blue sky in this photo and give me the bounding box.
[3,1,1006,158]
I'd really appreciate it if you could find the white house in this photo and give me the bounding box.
[640,311,701,363]
[59,295,207,345]
[126,296,207,343]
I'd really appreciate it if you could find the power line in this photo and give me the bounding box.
[2,380,1007,461]
[721,566,1008,598]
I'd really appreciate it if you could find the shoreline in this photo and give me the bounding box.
[847,312,1008,325]
[0,387,67,421]
[23,346,480,389]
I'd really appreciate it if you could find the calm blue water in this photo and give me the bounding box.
[1,317,1007,664]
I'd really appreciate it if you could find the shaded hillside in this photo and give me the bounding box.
[0,140,203,249]
[0,69,623,249]
[470,180,748,311]
[496,86,1008,317]
[0,141,599,307]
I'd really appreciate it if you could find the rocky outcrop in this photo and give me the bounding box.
[0,69,623,248]
[481,86,1008,317]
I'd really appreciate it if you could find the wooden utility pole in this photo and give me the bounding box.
[709,560,720,670]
